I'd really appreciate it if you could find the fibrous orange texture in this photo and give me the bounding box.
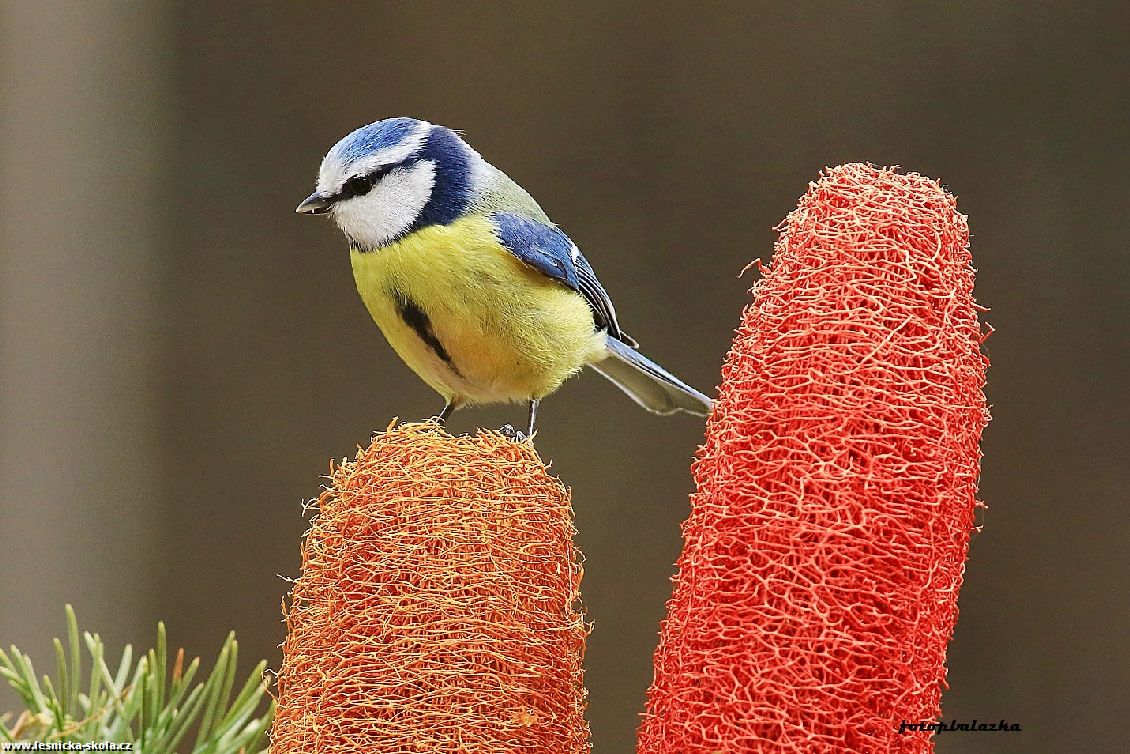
[270,421,589,754]
[638,164,990,753]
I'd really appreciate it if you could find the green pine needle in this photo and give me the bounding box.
[0,606,274,754]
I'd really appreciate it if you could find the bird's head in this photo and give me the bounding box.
[297,117,480,249]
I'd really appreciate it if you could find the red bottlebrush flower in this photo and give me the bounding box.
[270,422,590,754]
[639,164,990,754]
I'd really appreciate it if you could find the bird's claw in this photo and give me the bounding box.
[498,423,529,442]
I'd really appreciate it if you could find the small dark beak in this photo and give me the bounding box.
[295,192,332,215]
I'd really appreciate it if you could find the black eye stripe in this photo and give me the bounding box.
[337,164,396,200]
[344,175,372,197]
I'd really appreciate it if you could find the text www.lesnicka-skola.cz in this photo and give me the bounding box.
[2,744,133,751]
[899,719,1022,735]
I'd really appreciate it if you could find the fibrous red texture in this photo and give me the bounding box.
[638,164,990,753]
[270,421,589,754]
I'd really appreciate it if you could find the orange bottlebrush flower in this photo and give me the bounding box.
[639,164,990,753]
[270,421,590,754]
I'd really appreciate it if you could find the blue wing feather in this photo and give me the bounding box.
[489,212,579,288]
[489,212,634,345]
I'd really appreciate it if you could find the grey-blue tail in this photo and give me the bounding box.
[589,337,714,417]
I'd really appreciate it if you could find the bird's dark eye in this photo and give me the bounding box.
[344,175,373,198]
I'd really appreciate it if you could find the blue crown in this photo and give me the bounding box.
[331,117,423,165]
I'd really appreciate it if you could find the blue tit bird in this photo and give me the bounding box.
[297,117,712,437]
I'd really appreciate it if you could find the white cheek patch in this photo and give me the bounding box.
[332,160,436,248]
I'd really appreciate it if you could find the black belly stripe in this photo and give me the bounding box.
[393,290,463,378]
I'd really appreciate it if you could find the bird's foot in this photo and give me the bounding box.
[498,424,529,442]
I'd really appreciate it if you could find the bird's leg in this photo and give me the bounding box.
[526,399,539,438]
[434,400,456,425]
[500,400,539,442]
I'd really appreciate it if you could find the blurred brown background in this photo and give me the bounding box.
[2,2,1127,752]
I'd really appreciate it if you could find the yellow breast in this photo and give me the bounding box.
[349,215,606,406]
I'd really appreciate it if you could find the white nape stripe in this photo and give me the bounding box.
[317,120,433,197]
[462,139,491,196]
[331,159,436,249]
